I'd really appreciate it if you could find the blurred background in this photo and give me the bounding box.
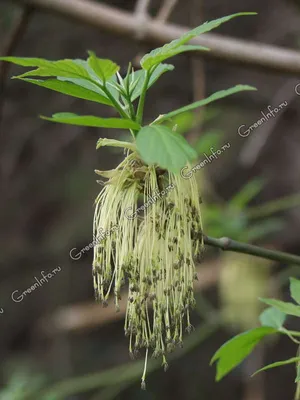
[1,0,300,399]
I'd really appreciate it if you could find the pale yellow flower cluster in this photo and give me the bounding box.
[93,152,203,387]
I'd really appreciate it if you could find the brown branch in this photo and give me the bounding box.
[10,0,300,75]
[188,0,205,142]
[133,0,151,39]
[133,0,177,67]
[155,0,177,22]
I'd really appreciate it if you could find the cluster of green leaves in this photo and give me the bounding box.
[211,277,300,382]
[0,12,256,173]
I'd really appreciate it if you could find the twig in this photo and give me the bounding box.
[11,0,300,75]
[188,0,205,142]
[155,0,177,22]
[38,234,300,337]
[0,6,33,126]
[134,0,151,39]
[133,0,177,67]
[204,235,300,265]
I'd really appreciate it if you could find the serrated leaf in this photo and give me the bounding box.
[96,138,136,151]
[131,63,174,101]
[0,56,108,92]
[210,326,277,381]
[252,357,300,377]
[141,44,209,70]
[87,51,119,82]
[141,12,256,70]
[259,298,300,317]
[136,125,197,173]
[157,85,257,123]
[41,113,141,130]
[18,78,113,106]
[259,307,286,329]
[0,56,52,67]
[290,278,300,305]
[13,59,91,80]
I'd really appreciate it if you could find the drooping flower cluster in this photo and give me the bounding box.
[93,151,203,387]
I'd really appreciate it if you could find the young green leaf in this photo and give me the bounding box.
[259,298,300,318]
[40,113,141,130]
[259,307,286,329]
[131,63,174,101]
[252,357,300,377]
[141,44,209,70]
[211,327,277,381]
[18,78,113,106]
[12,59,91,80]
[156,85,257,123]
[141,12,256,70]
[290,278,300,305]
[87,51,119,82]
[0,56,53,67]
[136,125,197,173]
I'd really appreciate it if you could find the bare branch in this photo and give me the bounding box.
[156,0,177,22]
[134,0,151,39]
[204,235,300,265]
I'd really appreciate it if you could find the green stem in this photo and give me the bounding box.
[295,346,300,400]
[286,331,300,339]
[295,384,300,400]
[136,70,151,124]
[101,84,129,119]
[204,235,300,266]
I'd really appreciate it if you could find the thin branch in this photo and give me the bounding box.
[188,0,205,142]
[134,0,151,39]
[37,233,300,337]
[11,0,300,75]
[133,0,177,67]
[134,0,151,16]
[204,235,300,265]
[155,0,177,22]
